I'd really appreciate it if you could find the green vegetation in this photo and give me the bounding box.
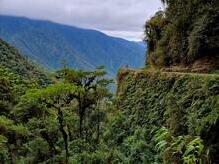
[144,0,219,71]
[0,39,50,86]
[2,67,212,163]
[1,0,219,163]
[0,64,115,163]
[0,39,117,163]
[117,69,219,163]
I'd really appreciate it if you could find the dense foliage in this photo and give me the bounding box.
[117,69,219,163]
[144,0,219,70]
[0,39,118,163]
[0,64,116,163]
[1,0,219,162]
[2,64,218,163]
[0,39,50,86]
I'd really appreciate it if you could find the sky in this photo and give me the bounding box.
[0,0,163,41]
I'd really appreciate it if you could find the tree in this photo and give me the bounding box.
[13,67,113,163]
[145,0,219,69]
[56,67,113,138]
[14,83,79,162]
[0,116,28,163]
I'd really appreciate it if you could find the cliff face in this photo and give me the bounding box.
[117,69,219,162]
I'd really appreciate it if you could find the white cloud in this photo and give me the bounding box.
[0,0,163,40]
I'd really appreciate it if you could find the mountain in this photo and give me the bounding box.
[0,15,146,76]
[0,38,50,85]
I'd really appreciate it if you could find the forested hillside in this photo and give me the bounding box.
[0,0,218,163]
[144,0,219,72]
[0,15,145,76]
[0,38,50,85]
[0,39,115,163]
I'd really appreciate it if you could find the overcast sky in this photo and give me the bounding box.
[0,0,162,41]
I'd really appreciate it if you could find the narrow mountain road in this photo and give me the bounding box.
[120,68,219,77]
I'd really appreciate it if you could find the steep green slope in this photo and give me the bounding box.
[116,69,219,163]
[0,15,146,76]
[0,38,50,85]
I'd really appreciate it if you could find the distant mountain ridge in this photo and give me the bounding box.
[0,15,146,76]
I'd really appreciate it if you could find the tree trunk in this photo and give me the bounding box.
[96,101,100,144]
[40,131,57,157]
[96,120,100,144]
[79,110,84,138]
[57,107,69,163]
[67,125,73,141]
[78,97,84,138]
